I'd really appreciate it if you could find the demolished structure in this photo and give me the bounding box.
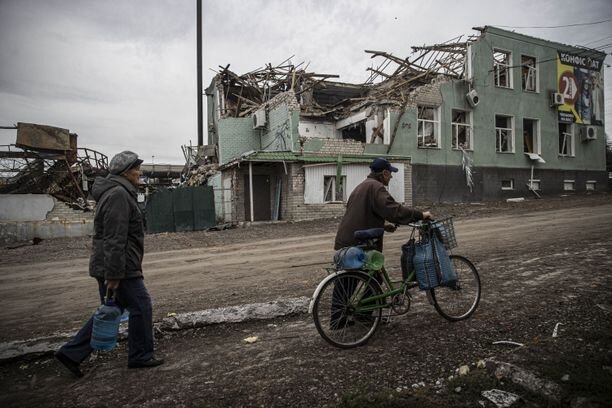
[201,26,607,223]
[0,123,108,210]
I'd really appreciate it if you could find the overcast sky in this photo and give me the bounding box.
[1,0,611,164]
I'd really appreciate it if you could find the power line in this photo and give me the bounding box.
[483,31,610,72]
[497,18,612,29]
[583,34,612,46]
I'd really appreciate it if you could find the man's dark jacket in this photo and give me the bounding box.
[334,175,423,250]
[89,175,144,280]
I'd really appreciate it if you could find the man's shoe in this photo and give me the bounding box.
[55,351,84,378]
[128,356,165,369]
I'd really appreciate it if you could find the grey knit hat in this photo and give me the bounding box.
[108,151,143,175]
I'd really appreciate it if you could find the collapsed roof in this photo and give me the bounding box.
[212,35,476,121]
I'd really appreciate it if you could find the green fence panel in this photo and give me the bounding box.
[146,186,216,233]
[193,186,216,230]
[145,189,175,233]
[173,187,195,232]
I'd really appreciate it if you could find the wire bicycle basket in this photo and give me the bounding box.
[431,217,457,250]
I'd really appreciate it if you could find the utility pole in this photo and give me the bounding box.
[197,0,203,147]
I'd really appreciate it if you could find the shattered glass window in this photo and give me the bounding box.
[558,123,574,157]
[495,115,514,153]
[521,55,537,92]
[452,110,472,150]
[323,175,346,202]
[417,106,440,148]
[494,50,511,88]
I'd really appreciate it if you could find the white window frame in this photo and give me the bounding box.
[523,118,541,155]
[417,106,440,149]
[521,55,538,92]
[563,180,575,191]
[559,123,575,157]
[323,175,346,203]
[501,179,514,191]
[495,114,514,153]
[494,49,512,89]
[451,110,473,150]
[585,180,597,191]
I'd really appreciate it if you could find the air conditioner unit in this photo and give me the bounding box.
[466,89,479,108]
[550,92,564,106]
[581,125,597,141]
[252,109,267,129]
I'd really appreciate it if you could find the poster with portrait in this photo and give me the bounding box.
[557,51,605,125]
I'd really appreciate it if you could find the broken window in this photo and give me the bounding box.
[585,180,597,191]
[563,180,575,191]
[558,123,575,157]
[341,122,366,143]
[528,179,541,191]
[495,115,514,153]
[323,175,346,202]
[494,49,512,88]
[501,179,514,190]
[451,110,472,150]
[523,118,540,154]
[417,106,440,148]
[521,55,537,92]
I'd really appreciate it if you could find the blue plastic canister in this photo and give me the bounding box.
[90,294,122,351]
[334,246,366,269]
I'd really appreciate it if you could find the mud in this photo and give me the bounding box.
[0,193,610,407]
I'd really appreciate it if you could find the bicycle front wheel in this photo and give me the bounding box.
[431,255,481,321]
[312,271,383,348]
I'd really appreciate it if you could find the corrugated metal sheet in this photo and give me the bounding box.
[16,122,72,151]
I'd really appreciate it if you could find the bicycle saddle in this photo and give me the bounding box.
[354,228,384,241]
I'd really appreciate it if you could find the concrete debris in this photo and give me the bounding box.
[0,297,310,362]
[160,297,309,330]
[477,360,487,369]
[459,365,470,376]
[486,359,562,402]
[481,389,520,408]
[243,336,258,344]
[492,340,525,347]
[552,322,563,337]
[561,374,570,382]
[506,198,525,203]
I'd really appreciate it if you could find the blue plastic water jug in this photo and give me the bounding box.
[90,291,122,351]
[334,246,366,269]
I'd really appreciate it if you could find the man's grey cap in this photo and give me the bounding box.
[109,151,143,175]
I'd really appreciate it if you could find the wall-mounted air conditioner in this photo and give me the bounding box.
[581,126,597,141]
[550,92,564,106]
[253,109,267,129]
[466,89,479,108]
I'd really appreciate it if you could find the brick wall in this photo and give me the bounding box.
[46,198,94,221]
[315,138,365,155]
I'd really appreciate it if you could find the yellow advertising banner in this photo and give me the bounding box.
[557,51,604,125]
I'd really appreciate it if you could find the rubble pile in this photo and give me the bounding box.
[184,163,218,186]
[0,123,108,210]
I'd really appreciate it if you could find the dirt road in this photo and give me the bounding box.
[0,195,611,407]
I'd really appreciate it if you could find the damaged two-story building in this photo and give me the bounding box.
[203,26,607,223]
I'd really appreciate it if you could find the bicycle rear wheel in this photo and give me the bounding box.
[431,255,481,321]
[312,271,383,348]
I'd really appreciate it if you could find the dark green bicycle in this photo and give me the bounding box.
[309,218,481,348]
